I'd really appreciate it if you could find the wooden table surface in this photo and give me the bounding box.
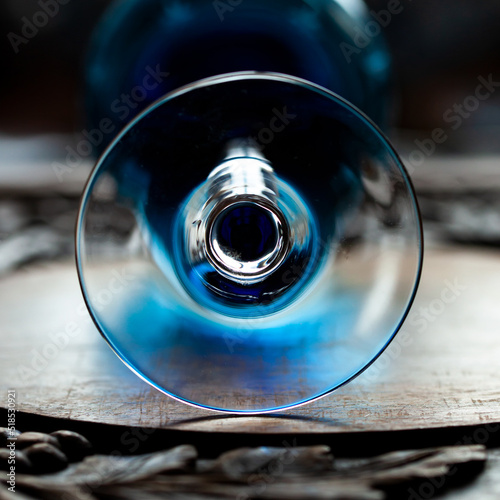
[1,244,499,434]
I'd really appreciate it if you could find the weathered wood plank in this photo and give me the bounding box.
[0,246,500,433]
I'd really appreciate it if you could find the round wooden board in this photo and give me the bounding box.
[1,245,500,434]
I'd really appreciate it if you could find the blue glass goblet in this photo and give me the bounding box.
[77,0,423,413]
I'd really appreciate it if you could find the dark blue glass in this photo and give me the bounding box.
[86,0,391,153]
[216,204,277,262]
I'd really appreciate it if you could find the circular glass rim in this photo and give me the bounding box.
[205,198,290,282]
[75,71,424,414]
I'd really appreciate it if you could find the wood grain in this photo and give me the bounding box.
[1,246,500,433]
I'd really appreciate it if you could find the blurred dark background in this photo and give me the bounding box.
[1,0,500,276]
[1,0,500,145]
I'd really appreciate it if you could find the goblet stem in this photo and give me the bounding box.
[184,141,291,285]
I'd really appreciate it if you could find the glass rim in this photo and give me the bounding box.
[75,70,424,414]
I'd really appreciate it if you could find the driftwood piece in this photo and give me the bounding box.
[198,444,333,478]
[437,449,500,500]
[15,444,197,488]
[0,485,38,500]
[2,444,486,500]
